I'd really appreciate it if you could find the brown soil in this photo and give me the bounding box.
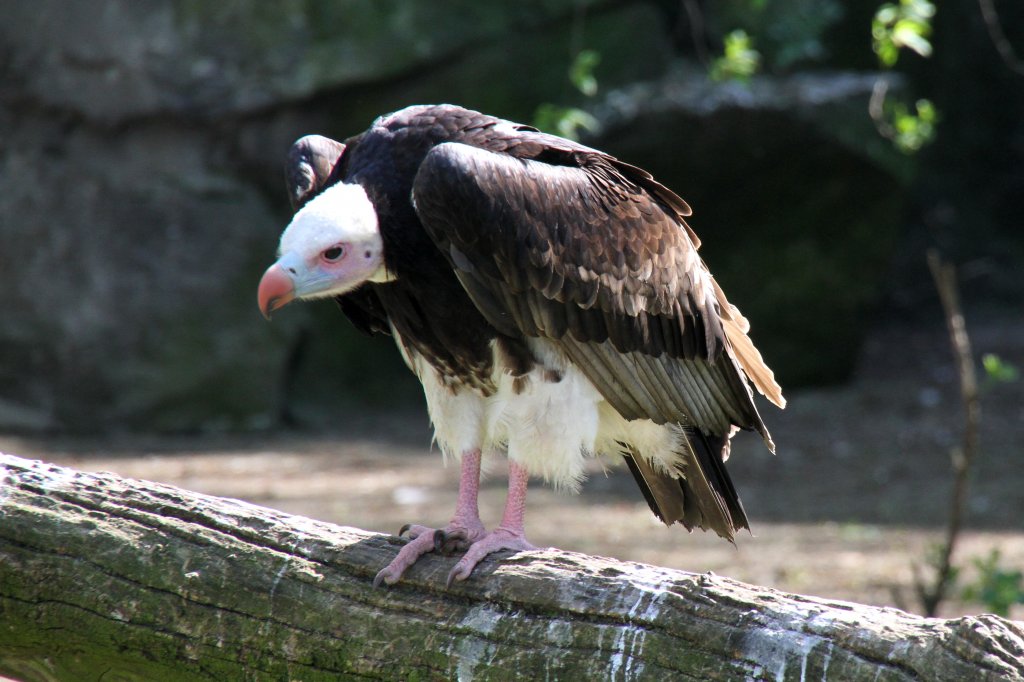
[4,315,1022,620]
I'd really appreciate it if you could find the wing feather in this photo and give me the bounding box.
[558,338,650,420]
[412,140,779,445]
[285,135,346,210]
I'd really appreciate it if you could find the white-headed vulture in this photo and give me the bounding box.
[258,104,785,587]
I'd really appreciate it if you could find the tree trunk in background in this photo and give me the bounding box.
[1,454,1021,681]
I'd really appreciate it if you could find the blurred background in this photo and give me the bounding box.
[0,0,1021,618]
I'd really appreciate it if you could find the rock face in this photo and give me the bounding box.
[0,117,285,431]
[0,1,903,432]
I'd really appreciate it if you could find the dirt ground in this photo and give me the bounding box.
[3,314,1022,620]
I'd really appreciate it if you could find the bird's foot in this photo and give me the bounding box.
[373,520,486,587]
[446,526,536,587]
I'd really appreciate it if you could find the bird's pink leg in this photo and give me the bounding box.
[374,449,486,586]
[447,459,537,586]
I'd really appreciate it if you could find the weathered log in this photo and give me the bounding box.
[0,453,1021,681]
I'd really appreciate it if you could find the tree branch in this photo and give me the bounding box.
[977,0,1024,77]
[1,453,1022,681]
[916,250,983,617]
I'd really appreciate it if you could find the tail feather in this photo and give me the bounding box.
[622,429,749,541]
[623,450,686,525]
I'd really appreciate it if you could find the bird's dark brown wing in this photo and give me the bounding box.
[285,135,347,211]
[411,141,775,446]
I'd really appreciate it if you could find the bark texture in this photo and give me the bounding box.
[1,453,1022,681]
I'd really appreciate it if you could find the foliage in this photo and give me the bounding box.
[870,0,938,155]
[872,0,936,67]
[962,549,1024,617]
[710,30,761,82]
[532,49,601,140]
[532,104,599,140]
[713,0,843,71]
[568,48,601,97]
[885,97,938,153]
[981,353,1019,390]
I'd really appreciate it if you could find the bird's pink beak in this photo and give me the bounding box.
[257,263,296,320]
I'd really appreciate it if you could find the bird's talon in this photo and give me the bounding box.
[398,523,412,537]
[435,528,470,555]
[432,529,448,553]
[373,568,393,588]
[446,565,468,588]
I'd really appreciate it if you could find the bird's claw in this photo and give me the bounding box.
[446,563,472,588]
[444,528,537,587]
[375,521,487,587]
[373,566,399,588]
[397,524,433,540]
[434,528,471,555]
[433,529,450,554]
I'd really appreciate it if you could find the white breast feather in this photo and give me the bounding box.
[485,348,602,492]
[401,335,690,489]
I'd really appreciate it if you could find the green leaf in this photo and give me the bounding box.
[872,0,935,66]
[569,49,601,97]
[881,97,938,154]
[982,353,1019,384]
[532,104,599,141]
[893,23,933,57]
[962,549,1024,617]
[710,30,762,82]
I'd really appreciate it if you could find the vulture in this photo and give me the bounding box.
[257,104,785,587]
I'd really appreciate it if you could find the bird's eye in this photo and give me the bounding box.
[322,246,345,262]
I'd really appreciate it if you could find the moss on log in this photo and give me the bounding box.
[0,453,1022,681]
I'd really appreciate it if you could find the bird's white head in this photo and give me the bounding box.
[258,182,390,319]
